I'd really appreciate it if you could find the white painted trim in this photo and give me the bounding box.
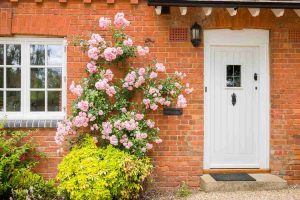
[248,8,260,17]
[0,37,67,120]
[226,8,237,16]
[179,7,187,15]
[271,9,284,17]
[294,9,300,17]
[155,6,162,15]
[204,29,270,169]
[202,7,213,16]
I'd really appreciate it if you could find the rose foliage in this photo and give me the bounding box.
[55,12,193,157]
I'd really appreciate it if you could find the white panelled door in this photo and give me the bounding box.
[204,30,269,169]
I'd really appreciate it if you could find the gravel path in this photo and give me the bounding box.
[144,187,300,200]
[186,188,300,200]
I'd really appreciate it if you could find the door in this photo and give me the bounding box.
[204,29,269,169]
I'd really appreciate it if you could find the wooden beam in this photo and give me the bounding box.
[248,8,260,17]
[271,9,284,17]
[179,7,187,15]
[202,7,212,16]
[226,8,237,16]
[203,169,271,174]
[294,9,300,17]
[155,6,162,15]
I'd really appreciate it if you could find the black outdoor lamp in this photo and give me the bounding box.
[191,22,201,47]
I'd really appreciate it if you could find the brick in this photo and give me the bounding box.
[131,0,138,4]
[107,0,114,4]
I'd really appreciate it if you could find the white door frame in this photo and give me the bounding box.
[203,29,270,169]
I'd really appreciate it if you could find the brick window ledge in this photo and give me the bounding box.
[3,120,60,128]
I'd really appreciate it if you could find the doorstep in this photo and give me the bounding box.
[200,174,288,192]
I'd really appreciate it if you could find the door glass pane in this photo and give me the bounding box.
[6,44,21,65]
[226,65,233,76]
[47,45,63,66]
[0,68,3,88]
[0,91,3,111]
[47,68,62,88]
[31,68,45,88]
[48,91,61,111]
[30,45,45,65]
[0,44,3,65]
[30,91,45,111]
[226,65,241,87]
[6,68,21,88]
[7,91,21,111]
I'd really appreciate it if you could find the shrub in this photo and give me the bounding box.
[0,129,58,199]
[57,136,152,200]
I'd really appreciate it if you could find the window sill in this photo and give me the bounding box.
[3,119,60,128]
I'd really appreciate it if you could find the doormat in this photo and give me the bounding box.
[210,173,256,181]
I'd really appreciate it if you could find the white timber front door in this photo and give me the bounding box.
[204,29,270,169]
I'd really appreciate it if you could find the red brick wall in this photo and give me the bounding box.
[1,0,300,190]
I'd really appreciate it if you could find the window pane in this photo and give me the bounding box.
[0,68,3,88]
[227,65,233,76]
[226,77,234,87]
[7,91,21,111]
[48,91,61,111]
[0,91,3,111]
[0,44,3,65]
[47,68,62,88]
[233,65,241,76]
[7,68,21,88]
[31,68,45,88]
[233,77,241,87]
[6,44,21,65]
[47,45,63,66]
[30,91,45,111]
[30,45,45,65]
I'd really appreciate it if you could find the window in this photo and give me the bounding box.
[226,65,241,87]
[0,38,67,120]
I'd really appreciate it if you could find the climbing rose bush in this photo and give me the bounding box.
[55,12,193,157]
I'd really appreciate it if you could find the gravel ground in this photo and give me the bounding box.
[142,186,300,200]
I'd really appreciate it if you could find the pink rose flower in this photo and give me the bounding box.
[123,38,133,46]
[110,135,118,146]
[149,72,158,79]
[77,100,89,112]
[99,17,111,29]
[150,104,158,111]
[69,81,83,97]
[135,113,144,120]
[155,63,166,72]
[114,12,130,28]
[177,94,187,108]
[87,62,97,74]
[138,67,146,76]
[155,139,163,144]
[88,47,100,60]
[137,46,149,56]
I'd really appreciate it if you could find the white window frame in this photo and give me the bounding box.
[0,37,67,120]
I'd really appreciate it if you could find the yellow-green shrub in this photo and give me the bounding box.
[57,136,152,200]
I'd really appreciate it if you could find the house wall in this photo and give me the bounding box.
[1,0,300,190]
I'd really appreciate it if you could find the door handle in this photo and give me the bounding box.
[232,93,236,106]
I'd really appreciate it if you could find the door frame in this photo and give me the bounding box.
[203,29,270,169]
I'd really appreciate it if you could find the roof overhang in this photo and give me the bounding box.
[147,0,300,9]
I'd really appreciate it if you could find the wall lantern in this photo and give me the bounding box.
[191,22,201,47]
